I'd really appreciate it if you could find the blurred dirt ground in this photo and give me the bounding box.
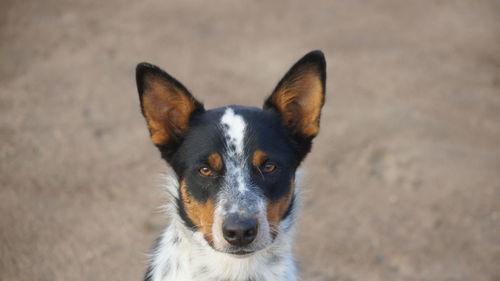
[1,0,500,280]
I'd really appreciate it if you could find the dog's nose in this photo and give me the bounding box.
[222,217,258,247]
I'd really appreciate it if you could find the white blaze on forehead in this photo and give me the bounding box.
[220,107,248,194]
[220,108,246,155]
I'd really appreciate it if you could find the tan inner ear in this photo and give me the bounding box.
[267,177,295,236]
[272,72,323,138]
[143,78,197,146]
[180,180,215,243]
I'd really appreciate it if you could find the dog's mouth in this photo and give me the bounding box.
[228,249,255,256]
[210,244,259,256]
[224,248,257,257]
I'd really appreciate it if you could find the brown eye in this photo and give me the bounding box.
[199,166,213,176]
[261,161,277,173]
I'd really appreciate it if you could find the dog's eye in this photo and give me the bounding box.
[199,166,213,176]
[261,161,277,173]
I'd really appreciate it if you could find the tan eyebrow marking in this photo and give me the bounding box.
[208,153,223,171]
[252,150,268,167]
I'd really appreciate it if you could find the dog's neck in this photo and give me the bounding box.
[146,175,298,281]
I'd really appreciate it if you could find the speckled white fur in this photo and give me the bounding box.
[220,107,248,194]
[220,108,246,156]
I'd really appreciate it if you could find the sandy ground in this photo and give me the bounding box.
[1,0,500,280]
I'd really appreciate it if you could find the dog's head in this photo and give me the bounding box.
[136,51,326,255]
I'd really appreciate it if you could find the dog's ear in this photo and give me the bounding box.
[136,63,204,152]
[264,50,326,141]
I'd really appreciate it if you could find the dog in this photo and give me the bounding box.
[136,50,326,281]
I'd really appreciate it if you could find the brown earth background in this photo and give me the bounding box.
[1,0,500,280]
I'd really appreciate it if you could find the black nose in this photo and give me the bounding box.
[222,217,258,247]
